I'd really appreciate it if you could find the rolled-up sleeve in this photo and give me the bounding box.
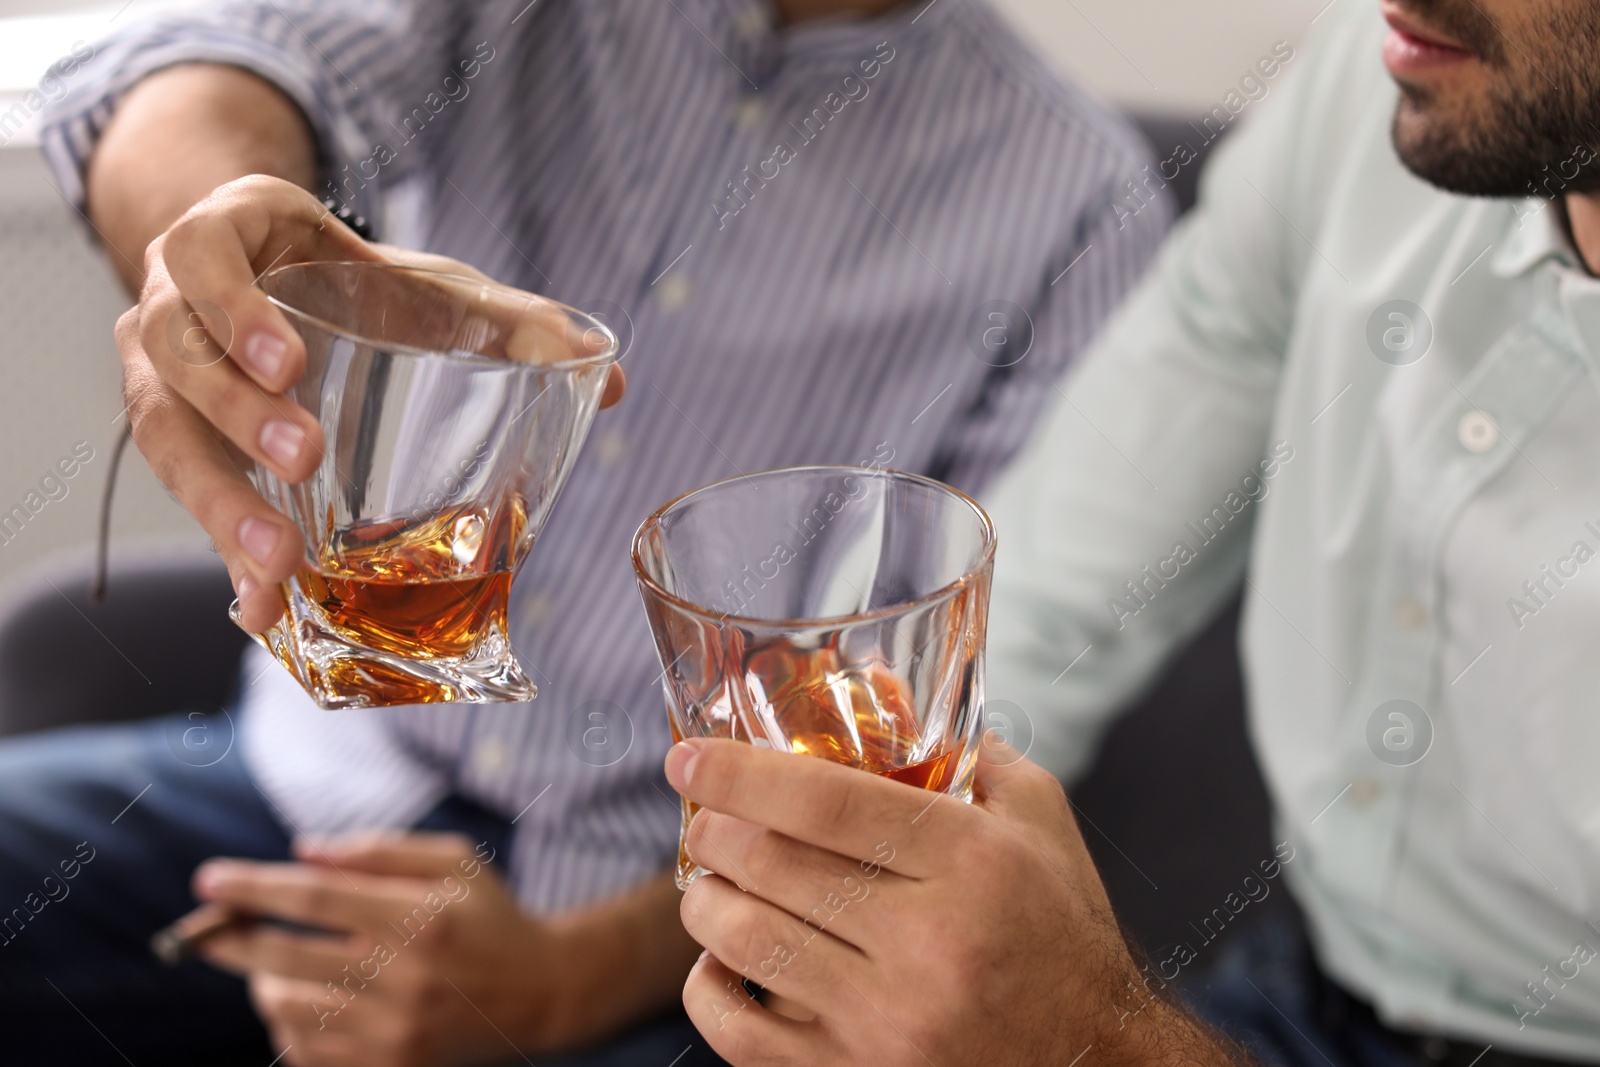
[39,0,474,229]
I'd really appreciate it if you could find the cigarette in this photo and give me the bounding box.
[150,904,254,966]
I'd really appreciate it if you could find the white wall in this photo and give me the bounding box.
[988,0,1325,112]
[0,0,1329,588]
[0,148,207,589]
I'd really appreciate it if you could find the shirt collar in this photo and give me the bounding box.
[1484,197,1600,382]
[1491,197,1579,278]
[739,0,961,65]
[1555,244,1600,377]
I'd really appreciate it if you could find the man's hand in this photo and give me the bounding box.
[666,738,1249,1067]
[117,175,626,632]
[195,833,572,1067]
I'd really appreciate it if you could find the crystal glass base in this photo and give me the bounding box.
[231,581,537,710]
[677,797,706,890]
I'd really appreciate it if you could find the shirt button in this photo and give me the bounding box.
[657,274,692,311]
[1395,599,1427,630]
[1350,777,1382,806]
[735,5,769,38]
[473,739,510,777]
[520,591,553,627]
[595,430,627,466]
[1458,410,1499,452]
[733,96,764,133]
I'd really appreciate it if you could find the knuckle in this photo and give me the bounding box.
[218,173,266,198]
[693,744,739,807]
[114,306,142,349]
[147,448,193,513]
[809,780,857,840]
[719,1028,762,1066]
[724,1022,796,1067]
[682,809,716,869]
[138,296,185,368]
[292,884,337,921]
[228,172,290,200]
[210,366,264,419]
[744,828,804,890]
[137,309,164,360]
[162,211,207,260]
[1019,757,1068,798]
[947,818,999,869]
[141,232,169,276]
[679,875,710,934]
[730,904,780,972]
[124,377,172,446]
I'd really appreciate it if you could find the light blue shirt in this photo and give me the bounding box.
[987,0,1600,1055]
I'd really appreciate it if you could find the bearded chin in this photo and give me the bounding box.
[1390,85,1600,199]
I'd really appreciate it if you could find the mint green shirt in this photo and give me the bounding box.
[986,0,1600,1054]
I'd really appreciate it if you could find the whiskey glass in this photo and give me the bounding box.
[632,466,995,888]
[237,261,617,709]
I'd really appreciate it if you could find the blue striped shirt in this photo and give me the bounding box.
[42,0,1168,912]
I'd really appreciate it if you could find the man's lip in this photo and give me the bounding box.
[1381,6,1474,54]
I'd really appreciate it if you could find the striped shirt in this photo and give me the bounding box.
[42,0,1168,912]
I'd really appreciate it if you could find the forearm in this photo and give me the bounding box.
[537,871,700,1052]
[1092,947,1258,1067]
[85,62,317,295]
[1109,999,1258,1067]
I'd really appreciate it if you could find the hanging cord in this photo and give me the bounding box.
[90,423,134,603]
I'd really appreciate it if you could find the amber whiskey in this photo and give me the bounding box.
[673,644,954,884]
[263,503,529,707]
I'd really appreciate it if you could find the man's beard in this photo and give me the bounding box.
[1388,1,1600,197]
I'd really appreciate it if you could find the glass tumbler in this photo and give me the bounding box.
[632,466,996,888]
[239,261,618,710]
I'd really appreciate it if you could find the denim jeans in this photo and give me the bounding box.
[0,715,723,1067]
[1179,910,1594,1067]
[1184,912,1420,1067]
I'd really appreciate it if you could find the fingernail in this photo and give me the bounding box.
[258,420,303,468]
[665,741,700,790]
[236,574,257,602]
[238,516,281,566]
[244,332,287,379]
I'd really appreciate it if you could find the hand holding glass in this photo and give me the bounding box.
[239,261,617,709]
[633,466,995,887]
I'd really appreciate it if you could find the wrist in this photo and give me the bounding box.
[1092,989,1246,1067]
[1065,948,1246,1067]
[520,873,698,1053]
[521,913,605,1052]
[88,63,316,294]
